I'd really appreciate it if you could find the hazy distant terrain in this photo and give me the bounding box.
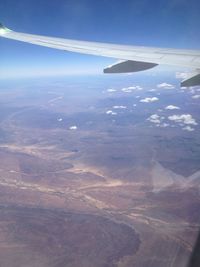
[0,75,199,267]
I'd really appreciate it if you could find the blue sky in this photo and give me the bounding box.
[1,0,200,79]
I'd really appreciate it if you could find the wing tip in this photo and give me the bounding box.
[0,22,6,29]
[0,23,11,35]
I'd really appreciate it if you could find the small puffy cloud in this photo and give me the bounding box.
[121,85,142,93]
[57,118,63,122]
[160,123,170,128]
[113,105,127,109]
[176,72,190,80]
[192,95,200,99]
[180,87,187,90]
[121,88,132,93]
[147,114,169,128]
[106,110,117,115]
[181,86,199,92]
[181,86,198,92]
[69,125,78,130]
[140,97,159,103]
[157,83,175,89]
[133,104,137,107]
[147,114,170,128]
[168,114,198,125]
[107,88,116,92]
[182,126,194,132]
[165,105,180,110]
[129,86,142,90]
[147,114,161,124]
[148,89,156,92]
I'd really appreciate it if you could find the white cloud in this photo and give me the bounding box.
[57,118,63,122]
[69,125,78,130]
[107,88,116,92]
[148,89,156,92]
[113,105,127,109]
[121,88,132,93]
[147,114,161,124]
[182,126,195,132]
[180,86,188,90]
[133,104,137,107]
[176,72,190,80]
[147,114,169,128]
[140,97,159,103]
[165,105,180,110]
[147,114,166,127]
[106,110,117,115]
[121,85,142,93]
[181,86,200,93]
[160,123,170,128]
[192,95,200,99]
[168,114,198,125]
[157,83,175,89]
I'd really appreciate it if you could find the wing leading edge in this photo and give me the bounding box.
[1,23,200,86]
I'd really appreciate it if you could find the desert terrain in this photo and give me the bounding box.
[0,76,199,266]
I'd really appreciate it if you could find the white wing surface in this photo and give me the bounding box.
[1,23,200,86]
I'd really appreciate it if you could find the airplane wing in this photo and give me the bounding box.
[1,23,200,86]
